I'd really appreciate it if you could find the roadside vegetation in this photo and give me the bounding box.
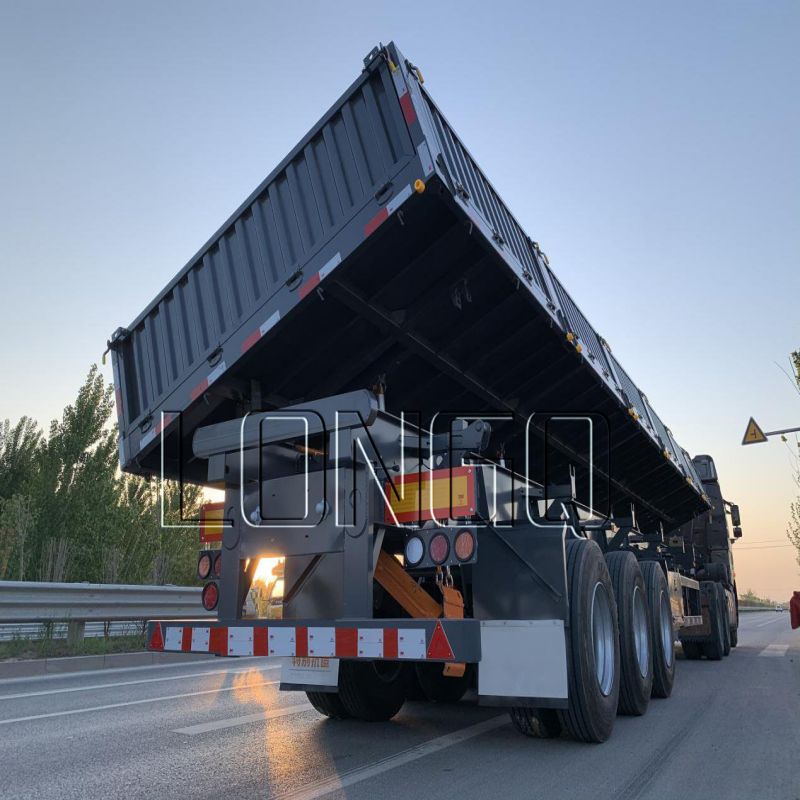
[0,630,147,661]
[0,366,203,586]
[738,589,777,608]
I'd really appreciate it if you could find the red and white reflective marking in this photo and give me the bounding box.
[364,184,413,238]
[139,412,176,452]
[417,141,434,176]
[190,360,227,402]
[297,252,343,301]
[391,66,417,126]
[241,309,281,354]
[151,622,445,661]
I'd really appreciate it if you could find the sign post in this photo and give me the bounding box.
[741,417,800,446]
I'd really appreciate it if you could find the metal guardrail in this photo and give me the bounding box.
[0,581,211,641]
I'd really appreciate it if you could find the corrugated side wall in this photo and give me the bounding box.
[118,61,413,428]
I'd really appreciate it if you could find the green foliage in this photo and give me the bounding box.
[0,365,203,584]
[739,588,775,607]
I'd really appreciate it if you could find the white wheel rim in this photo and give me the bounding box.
[658,590,673,668]
[632,585,650,678]
[591,581,615,696]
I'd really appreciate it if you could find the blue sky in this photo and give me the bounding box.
[1,1,798,596]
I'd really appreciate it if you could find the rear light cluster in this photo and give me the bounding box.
[198,549,221,610]
[404,528,477,569]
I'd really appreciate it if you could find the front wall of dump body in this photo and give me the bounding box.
[111,42,707,531]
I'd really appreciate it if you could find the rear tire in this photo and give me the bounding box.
[509,707,562,738]
[680,640,703,660]
[414,662,472,703]
[606,551,653,716]
[729,625,738,648]
[718,585,731,656]
[701,582,725,661]
[337,659,408,721]
[306,690,351,719]
[640,561,675,698]
[556,538,620,743]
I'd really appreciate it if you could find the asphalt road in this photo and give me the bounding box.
[1,611,798,800]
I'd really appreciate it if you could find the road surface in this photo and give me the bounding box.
[1,611,797,800]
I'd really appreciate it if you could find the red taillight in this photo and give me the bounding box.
[429,533,449,564]
[454,530,475,561]
[197,552,212,580]
[201,582,219,611]
[213,552,222,578]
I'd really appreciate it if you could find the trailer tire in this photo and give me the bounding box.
[730,625,738,648]
[509,707,562,739]
[306,691,351,720]
[680,640,703,660]
[718,585,731,656]
[556,538,620,743]
[414,663,472,703]
[606,551,653,716]
[640,561,675,698]
[337,659,408,721]
[701,582,725,661]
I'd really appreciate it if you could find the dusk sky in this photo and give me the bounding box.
[1,1,798,598]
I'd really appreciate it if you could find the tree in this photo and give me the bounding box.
[0,365,203,584]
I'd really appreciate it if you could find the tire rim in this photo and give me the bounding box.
[591,581,615,696]
[658,590,674,668]
[632,585,650,678]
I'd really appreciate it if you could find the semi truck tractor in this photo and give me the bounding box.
[108,42,741,742]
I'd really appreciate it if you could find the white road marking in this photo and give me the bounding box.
[277,715,509,800]
[758,644,789,657]
[0,664,280,701]
[0,680,278,726]
[0,654,283,686]
[756,616,785,628]
[173,702,314,735]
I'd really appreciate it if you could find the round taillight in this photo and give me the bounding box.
[201,582,219,611]
[429,533,449,564]
[405,536,424,566]
[213,552,222,578]
[197,553,212,580]
[454,530,475,561]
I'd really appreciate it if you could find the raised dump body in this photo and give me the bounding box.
[109,41,707,531]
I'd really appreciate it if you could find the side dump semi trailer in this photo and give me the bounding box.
[111,42,742,742]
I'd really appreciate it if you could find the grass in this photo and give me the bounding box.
[0,632,147,661]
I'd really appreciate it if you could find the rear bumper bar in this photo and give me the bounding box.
[146,618,481,663]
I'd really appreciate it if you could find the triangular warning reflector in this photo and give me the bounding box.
[742,417,767,445]
[148,623,164,651]
[427,621,455,660]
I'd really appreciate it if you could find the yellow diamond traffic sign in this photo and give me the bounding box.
[741,417,767,445]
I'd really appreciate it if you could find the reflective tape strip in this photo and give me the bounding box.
[398,628,427,659]
[242,310,281,353]
[308,627,336,657]
[364,185,413,238]
[227,626,254,657]
[391,66,415,126]
[418,141,434,176]
[387,184,413,214]
[298,272,321,300]
[156,623,448,661]
[139,413,176,451]
[297,252,342,301]
[191,360,227,401]
[400,92,416,125]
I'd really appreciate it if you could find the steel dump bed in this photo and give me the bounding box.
[109,42,708,530]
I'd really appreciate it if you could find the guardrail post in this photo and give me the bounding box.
[67,620,86,644]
